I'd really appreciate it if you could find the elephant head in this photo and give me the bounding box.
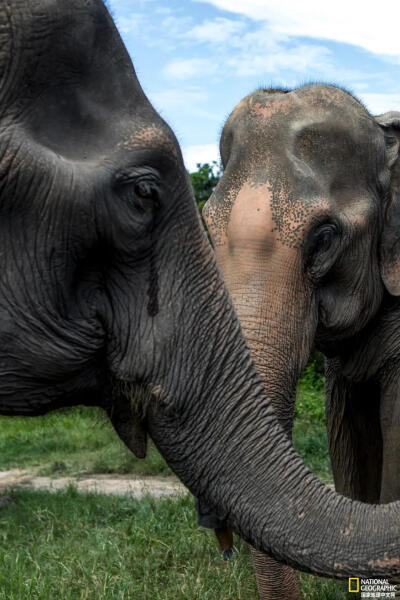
[2,6,400,580]
[204,84,400,433]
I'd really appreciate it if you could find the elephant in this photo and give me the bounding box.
[203,85,400,599]
[3,1,400,586]
[324,107,400,503]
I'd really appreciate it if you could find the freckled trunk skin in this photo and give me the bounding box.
[222,260,314,600]
[243,304,308,600]
[236,299,308,600]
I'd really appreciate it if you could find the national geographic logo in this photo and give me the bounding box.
[348,577,396,597]
[349,578,359,593]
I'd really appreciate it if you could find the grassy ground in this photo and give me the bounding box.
[0,489,352,600]
[0,406,169,477]
[0,368,358,598]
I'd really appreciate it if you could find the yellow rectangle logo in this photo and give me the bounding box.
[349,578,359,592]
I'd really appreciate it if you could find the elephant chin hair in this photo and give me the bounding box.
[107,379,166,459]
[111,379,161,421]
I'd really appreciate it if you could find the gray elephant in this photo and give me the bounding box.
[203,85,400,599]
[325,110,400,506]
[4,1,400,586]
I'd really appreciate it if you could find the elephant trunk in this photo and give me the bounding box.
[220,254,317,597]
[221,247,316,434]
[145,283,400,579]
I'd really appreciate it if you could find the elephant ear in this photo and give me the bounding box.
[377,112,400,295]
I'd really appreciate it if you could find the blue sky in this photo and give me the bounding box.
[107,0,400,171]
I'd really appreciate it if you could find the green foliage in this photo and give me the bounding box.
[292,420,332,483]
[293,354,331,481]
[189,162,221,211]
[301,350,325,390]
[295,351,325,424]
[295,377,326,424]
[293,365,332,483]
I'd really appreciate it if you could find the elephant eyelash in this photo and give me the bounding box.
[305,222,341,280]
[113,166,161,189]
[113,169,162,213]
[306,223,338,255]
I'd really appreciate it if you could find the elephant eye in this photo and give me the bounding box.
[313,226,335,253]
[135,180,154,199]
[130,178,160,215]
[130,178,159,212]
[305,222,340,280]
[114,167,160,207]
[114,168,161,215]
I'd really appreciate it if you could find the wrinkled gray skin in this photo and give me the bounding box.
[325,115,400,507]
[3,2,400,584]
[203,86,400,599]
[0,0,387,584]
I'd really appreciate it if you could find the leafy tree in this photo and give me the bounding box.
[189,162,222,212]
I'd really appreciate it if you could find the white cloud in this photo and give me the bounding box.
[164,19,331,80]
[183,144,220,172]
[163,58,217,79]
[358,93,400,116]
[196,0,400,57]
[185,17,245,43]
[115,10,192,49]
[228,43,330,76]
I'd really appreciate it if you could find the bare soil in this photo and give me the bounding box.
[0,468,187,499]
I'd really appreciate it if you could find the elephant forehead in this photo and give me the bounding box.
[230,85,366,125]
[227,182,277,248]
[226,85,378,160]
[209,92,381,248]
[206,179,329,250]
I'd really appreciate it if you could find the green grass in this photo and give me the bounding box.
[0,489,353,600]
[0,367,351,598]
[0,407,171,477]
[0,490,256,599]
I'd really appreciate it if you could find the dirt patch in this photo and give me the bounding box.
[0,468,188,499]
